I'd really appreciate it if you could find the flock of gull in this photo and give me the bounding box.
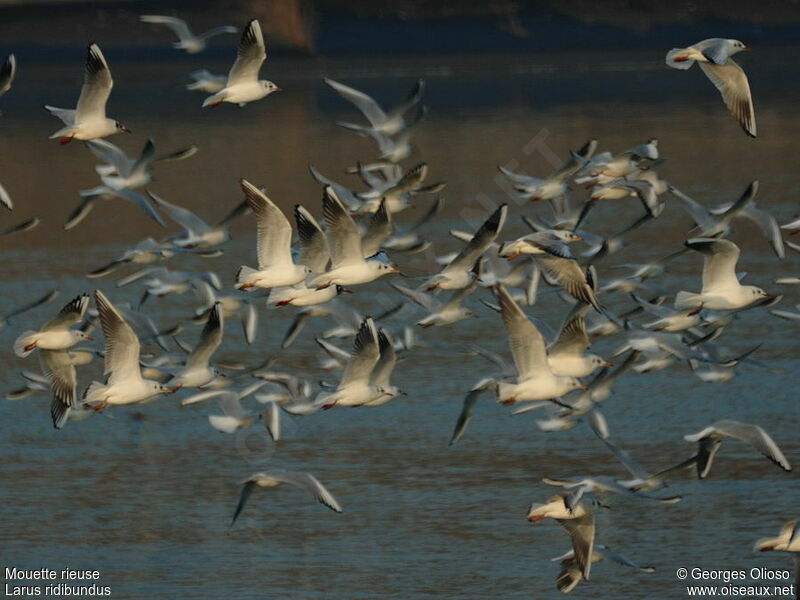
[1,14,798,595]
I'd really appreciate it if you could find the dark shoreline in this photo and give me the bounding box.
[1,0,799,57]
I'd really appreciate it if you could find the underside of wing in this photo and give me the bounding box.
[699,60,756,137]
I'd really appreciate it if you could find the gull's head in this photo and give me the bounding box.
[77,331,94,343]
[368,251,401,274]
[262,80,282,94]
[749,286,773,300]
[729,39,750,53]
[115,121,131,134]
[551,230,582,243]
[380,386,404,398]
[589,354,612,369]
[375,262,396,274]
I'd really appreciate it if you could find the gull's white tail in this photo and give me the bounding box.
[13,331,38,357]
[235,265,258,289]
[666,48,695,70]
[83,381,108,404]
[675,290,702,309]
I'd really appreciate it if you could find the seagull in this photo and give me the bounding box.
[612,328,708,374]
[308,187,400,289]
[139,15,237,54]
[670,181,784,259]
[325,77,424,136]
[754,519,800,585]
[687,341,762,384]
[45,44,130,144]
[69,138,198,229]
[236,179,310,290]
[0,53,16,98]
[666,38,755,137]
[314,318,382,409]
[755,521,800,553]
[425,204,507,291]
[231,471,342,525]
[498,139,597,202]
[541,475,682,513]
[675,238,773,310]
[494,285,584,405]
[82,290,177,410]
[609,247,690,282]
[85,138,197,192]
[683,420,792,478]
[355,163,443,215]
[117,266,221,307]
[13,294,92,358]
[186,69,227,93]
[527,494,595,582]
[573,149,640,182]
[87,238,174,279]
[585,177,662,219]
[163,303,223,389]
[755,520,800,596]
[149,192,236,250]
[631,293,704,332]
[551,545,655,594]
[389,278,478,327]
[202,19,280,108]
[595,434,693,493]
